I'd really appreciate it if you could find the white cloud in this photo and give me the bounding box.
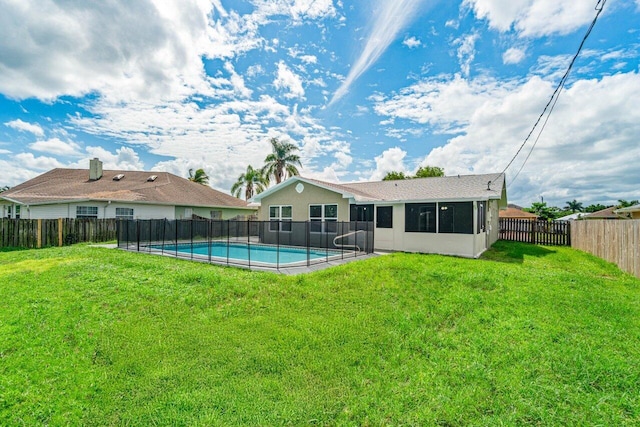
[4,119,45,137]
[13,153,64,171]
[273,61,305,99]
[445,19,459,29]
[224,62,253,98]
[252,0,338,24]
[68,92,349,194]
[29,138,82,156]
[330,0,430,105]
[333,150,353,169]
[503,47,526,64]
[374,71,640,206]
[369,147,408,181]
[77,146,145,171]
[374,74,509,132]
[246,64,265,77]
[454,32,479,77]
[464,0,600,37]
[0,0,217,102]
[299,55,318,64]
[403,36,422,48]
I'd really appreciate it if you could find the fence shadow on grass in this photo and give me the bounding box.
[0,246,29,253]
[481,241,556,264]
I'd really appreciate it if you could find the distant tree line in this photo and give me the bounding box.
[524,199,638,221]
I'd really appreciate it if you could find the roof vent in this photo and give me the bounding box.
[113,174,125,181]
[147,175,158,182]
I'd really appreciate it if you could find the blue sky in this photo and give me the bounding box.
[0,0,638,207]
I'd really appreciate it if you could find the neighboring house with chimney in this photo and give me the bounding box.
[0,158,255,220]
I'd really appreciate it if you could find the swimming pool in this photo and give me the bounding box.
[152,241,344,267]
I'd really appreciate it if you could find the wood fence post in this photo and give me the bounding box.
[531,220,536,244]
[37,219,42,248]
[58,218,63,246]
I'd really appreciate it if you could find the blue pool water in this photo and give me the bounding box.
[155,241,341,265]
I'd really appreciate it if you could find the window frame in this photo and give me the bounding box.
[76,206,98,219]
[477,201,487,234]
[309,203,338,233]
[376,206,393,229]
[438,201,474,234]
[405,203,436,233]
[115,207,134,220]
[269,205,293,232]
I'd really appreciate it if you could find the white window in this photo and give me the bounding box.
[309,204,337,233]
[76,206,98,218]
[115,207,134,220]
[210,210,222,220]
[269,205,292,231]
[184,208,193,218]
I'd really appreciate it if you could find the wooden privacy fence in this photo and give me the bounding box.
[571,220,640,279]
[499,218,571,246]
[0,218,118,249]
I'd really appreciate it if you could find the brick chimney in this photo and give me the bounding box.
[89,158,103,181]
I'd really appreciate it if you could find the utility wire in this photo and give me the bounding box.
[502,0,607,186]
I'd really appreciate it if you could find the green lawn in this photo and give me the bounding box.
[1,241,639,425]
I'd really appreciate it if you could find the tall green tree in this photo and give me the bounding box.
[382,171,407,181]
[382,166,444,181]
[617,199,639,208]
[188,168,209,185]
[231,165,267,201]
[414,166,444,178]
[527,202,558,221]
[263,138,302,185]
[564,199,583,213]
[584,203,607,213]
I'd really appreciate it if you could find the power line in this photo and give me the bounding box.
[502,0,607,187]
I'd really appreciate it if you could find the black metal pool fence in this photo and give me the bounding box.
[117,219,374,269]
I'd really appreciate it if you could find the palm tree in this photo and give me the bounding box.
[263,138,302,185]
[564,199,583,213]
[188,168,209,185]
[617,199,639,208]
[231,165,267,200]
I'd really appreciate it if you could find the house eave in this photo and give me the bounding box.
[0,197,255,210]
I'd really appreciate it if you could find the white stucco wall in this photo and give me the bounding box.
[257,182,350,222]
[374,200,497,258]
[17,202,256,220]
[20,202,175,220]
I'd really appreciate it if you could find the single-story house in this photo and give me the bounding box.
[614,204,640,219]
[0,158,256,220]
[499,206,538,220]
[583,206,628,220]
[556,212,584,221]
[251,173,507,258]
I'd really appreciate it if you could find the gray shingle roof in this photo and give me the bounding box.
[1,168,252,209]
[300,173,505,203]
